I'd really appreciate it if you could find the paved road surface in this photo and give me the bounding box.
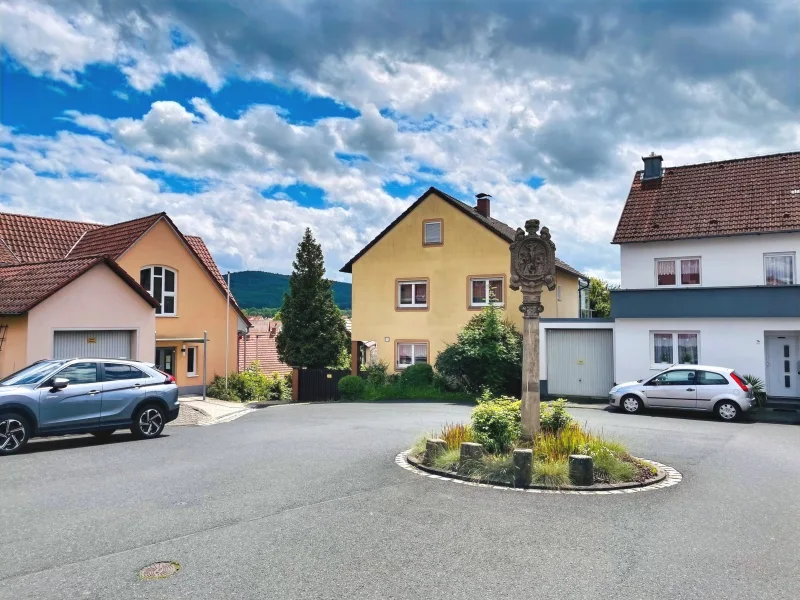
[1,403,798,599]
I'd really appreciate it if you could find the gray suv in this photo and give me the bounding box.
[0,358,180,455]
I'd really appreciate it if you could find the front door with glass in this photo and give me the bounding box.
[765,336,799,398]
[155,347,176,376]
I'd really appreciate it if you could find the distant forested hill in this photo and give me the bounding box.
[229,270,352,310]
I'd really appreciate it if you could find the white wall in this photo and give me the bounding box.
[27,264,156,363]
[614,317,800,385]
[620,233,799,289]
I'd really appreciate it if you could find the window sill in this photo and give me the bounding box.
[156,314,179,318]
[186,374,198,378]
[469,304,505,311]
[396,306,428,310]
[423,242,443,247]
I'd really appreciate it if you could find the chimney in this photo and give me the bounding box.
[642,152,663,181]
[476,193,492,218]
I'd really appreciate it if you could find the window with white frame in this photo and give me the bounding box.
[397,280,428,308]
[469,276,504,307]
[652,331,698,366]
[140,266,177,315]
[764,253,795,286]
[423,220,442,245]
[655,258,700,286]
[396,341,428,368]
[186,346,197,376]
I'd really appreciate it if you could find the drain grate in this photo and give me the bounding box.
[139,562,180,580]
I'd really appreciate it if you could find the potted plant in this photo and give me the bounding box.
[741,374,766,408]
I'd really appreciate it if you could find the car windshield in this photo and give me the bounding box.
[0,360,67,386]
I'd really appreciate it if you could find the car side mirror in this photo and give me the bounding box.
[51,377,69,390]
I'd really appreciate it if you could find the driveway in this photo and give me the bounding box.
[1,403,798,599]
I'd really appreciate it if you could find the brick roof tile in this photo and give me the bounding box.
[238,320,291,376]
[68,213,164,258]
[0,213,100,263]
[613,151,800,244]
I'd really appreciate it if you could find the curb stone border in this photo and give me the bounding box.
[395,450,682,495]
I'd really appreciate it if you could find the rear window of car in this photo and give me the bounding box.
[697,371,729,385]
[103,364,147,381]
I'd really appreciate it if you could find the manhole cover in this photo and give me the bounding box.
[139,562,180,580]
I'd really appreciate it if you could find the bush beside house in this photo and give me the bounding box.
[208,362,291,403]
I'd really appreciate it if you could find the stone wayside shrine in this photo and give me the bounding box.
[510,219,557,441]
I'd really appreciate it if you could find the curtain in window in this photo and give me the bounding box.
[765,255,794,285]
[413,344,428,364]
[677,334,698,364]
[653,333,673,363]
[488,279,503,303]
[657,261,676,285]
[472,280,486,303]
[414,283,427,304]
[680,259,700,285]
[398,344,412,365]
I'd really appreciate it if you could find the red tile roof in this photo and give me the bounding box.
[0,211,249,325]
[238,319,291,375]
[340,186,586,278]
[68,213,164,258]
[613,151,800,244]
[0,257,159,314]
[0,213,100,263]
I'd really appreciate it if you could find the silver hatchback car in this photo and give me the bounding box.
[608,365,756,421]
[0,358,180,455]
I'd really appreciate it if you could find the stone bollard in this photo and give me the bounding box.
[425,439,447,464]
[459,442,484,466]
[569,454,594,486]
[513,449,533,488]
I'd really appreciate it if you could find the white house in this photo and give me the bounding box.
[611,151,800,398]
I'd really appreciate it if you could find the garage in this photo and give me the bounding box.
[546,328,614,398]
[53,330,135,360]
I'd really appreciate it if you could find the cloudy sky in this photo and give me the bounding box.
[1,0,798,282]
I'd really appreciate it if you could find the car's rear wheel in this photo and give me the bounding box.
[621,394,644,414]
[0,413,30,456]
[715,400,740,422]
[131,405,165,439]
[91,430,116,439]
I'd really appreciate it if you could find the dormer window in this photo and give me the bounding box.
[423,219,443,246]
[140,266,177,315]
[656,258,700,287]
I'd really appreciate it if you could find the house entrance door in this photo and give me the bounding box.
[765,336,799,398]
[156,347,176,376]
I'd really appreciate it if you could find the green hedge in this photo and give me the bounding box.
[207,362,291,403]
[338,375,366,400]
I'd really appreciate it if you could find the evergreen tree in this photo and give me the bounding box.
[276,228,348,368]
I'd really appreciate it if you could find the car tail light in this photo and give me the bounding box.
[729,372,749,392]
[157,369,176,384]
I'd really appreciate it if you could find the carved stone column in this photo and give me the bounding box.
[510,219,556,441]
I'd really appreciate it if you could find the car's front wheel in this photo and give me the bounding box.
[621,394,644,414]
[715,400,740,422]
[131,405,166,439]
[0,413,30,456]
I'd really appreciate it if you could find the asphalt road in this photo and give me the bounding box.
[1,403,799,600]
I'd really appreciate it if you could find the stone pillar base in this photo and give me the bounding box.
[513,448,533,487]
[569,454,594,486]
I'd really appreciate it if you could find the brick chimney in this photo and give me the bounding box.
[476,193,492,218]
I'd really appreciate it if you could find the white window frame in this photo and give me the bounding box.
[654,257,701,287]
[186,346,197,377]
[469,276,505,307]
[140,266,178,316]
[397,280,428,309]
[763,252,796,286]
[650,330,700,369]
[396,341,428,369]
[423,220,443,246]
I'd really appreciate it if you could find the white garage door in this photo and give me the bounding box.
[53,330,133,360]
[546,329,614,398]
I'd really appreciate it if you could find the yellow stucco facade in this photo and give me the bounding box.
[350,192,581,371]
[0,315,28,377]
[116,219,243,389]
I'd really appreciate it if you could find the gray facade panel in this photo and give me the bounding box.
[53,330,133,360]
[611,286,800,318]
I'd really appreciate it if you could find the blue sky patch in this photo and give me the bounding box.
[525,175,546,190]
[262,182,326,209]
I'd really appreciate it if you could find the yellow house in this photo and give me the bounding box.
[341,188,585,373]
[0,212,249,393]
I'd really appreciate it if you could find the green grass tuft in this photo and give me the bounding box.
[431,448,461,471]
[593,451,637,483]
[461,454,515,484]
[532,459,570,487]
